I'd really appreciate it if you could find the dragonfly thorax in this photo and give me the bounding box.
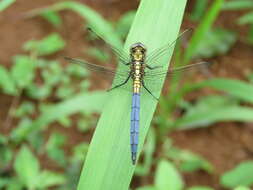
[130,42,146,62]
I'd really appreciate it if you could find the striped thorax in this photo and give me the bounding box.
[130,43,147,94]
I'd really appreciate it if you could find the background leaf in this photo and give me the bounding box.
[220,161,253,188]
[184,0,224,63]
[23,33,65,56]
[11,56,35,89]
[0,0,15,12]
[175,96,253,129]
[234,186,251,190]
[37,170,66,188]
[193,28,237,58]
[154,160,184,190]
[198,78,253,104]
[187,187,214,190]
[14,146,40,189]
[190,0,208,21]
[222,0,253,10]
[0,65,17,95]
[41,10,62,27]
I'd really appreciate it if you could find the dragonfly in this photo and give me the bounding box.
[65,28,211,165]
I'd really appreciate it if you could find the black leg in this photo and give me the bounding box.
[146,65,163,70]
[107,74,131,91]
[141,81,158,101]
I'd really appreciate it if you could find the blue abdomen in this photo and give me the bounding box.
[130,93,140,164]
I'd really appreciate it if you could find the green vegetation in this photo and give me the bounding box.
[1,0,253,190]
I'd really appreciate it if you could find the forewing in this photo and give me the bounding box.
[142,62,212,93]
[87,28,130,65]
[145,29,192,66]
[65,57,132,90]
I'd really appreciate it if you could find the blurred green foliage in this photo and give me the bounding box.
[222,0,253,45]
[0,0,15,12]
[220,161,253,188]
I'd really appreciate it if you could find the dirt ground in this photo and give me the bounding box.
[1,0,253,189]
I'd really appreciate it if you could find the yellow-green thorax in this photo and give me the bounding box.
[130,43,146,93]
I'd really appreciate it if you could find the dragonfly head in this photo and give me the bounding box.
[130,42,146,62]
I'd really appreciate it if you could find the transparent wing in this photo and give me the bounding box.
[145,62,212,80]
[65,57,133,91]
[87,28,130,65]
[142,62,212,93]
[146,29,192,66]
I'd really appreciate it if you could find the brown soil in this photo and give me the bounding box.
[1,0,253,190]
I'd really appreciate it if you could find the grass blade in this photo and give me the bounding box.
[198,78,253,104]
[183,0,224,63]
[77,0,187,190]
[0,0,15,12]
[222,0,253,10]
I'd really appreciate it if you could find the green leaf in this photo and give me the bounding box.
[0,134,7,144]
[11,55,35,89]
[56,85,75,99]
[29,91,105,132]
[116,10,136,39]
[41,10,62,27]
[0,65,17,95]
[0,178,9,189]
[66,63,89,78]
[27,131,44,151]
[76,0,188,189]
[187,187,214,190]
[37,170,66,188]
[194,28,237,58]
[175,95,253,129]
[14,146,40,189]
[222,0,253,10]
[135,127,156,176]
[86,48,110,62]
[0,178,22,190]
[220,161,253,188]
[46,133,67,166]
[190,0,208,21]
[154,160,184,190]
[198,78,253,104]
[42,61,64,86]
[234,186,251,190]
[247,24,253,44]
[6,178,23,190]
[237,11,253,25]
[0,0,15,12]
[136,186,157,190]
[10,118,33,143]
[184,0,224,63]
[167,147,213,173]
[0,146,12,169]
[71,143,89,162]
[23,33,65,56]
[14,101,35,118]
[26,84,52,100]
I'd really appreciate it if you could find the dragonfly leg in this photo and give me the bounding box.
[141,81,159,100]
[146,65,163,70]
[107,74,131,91]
